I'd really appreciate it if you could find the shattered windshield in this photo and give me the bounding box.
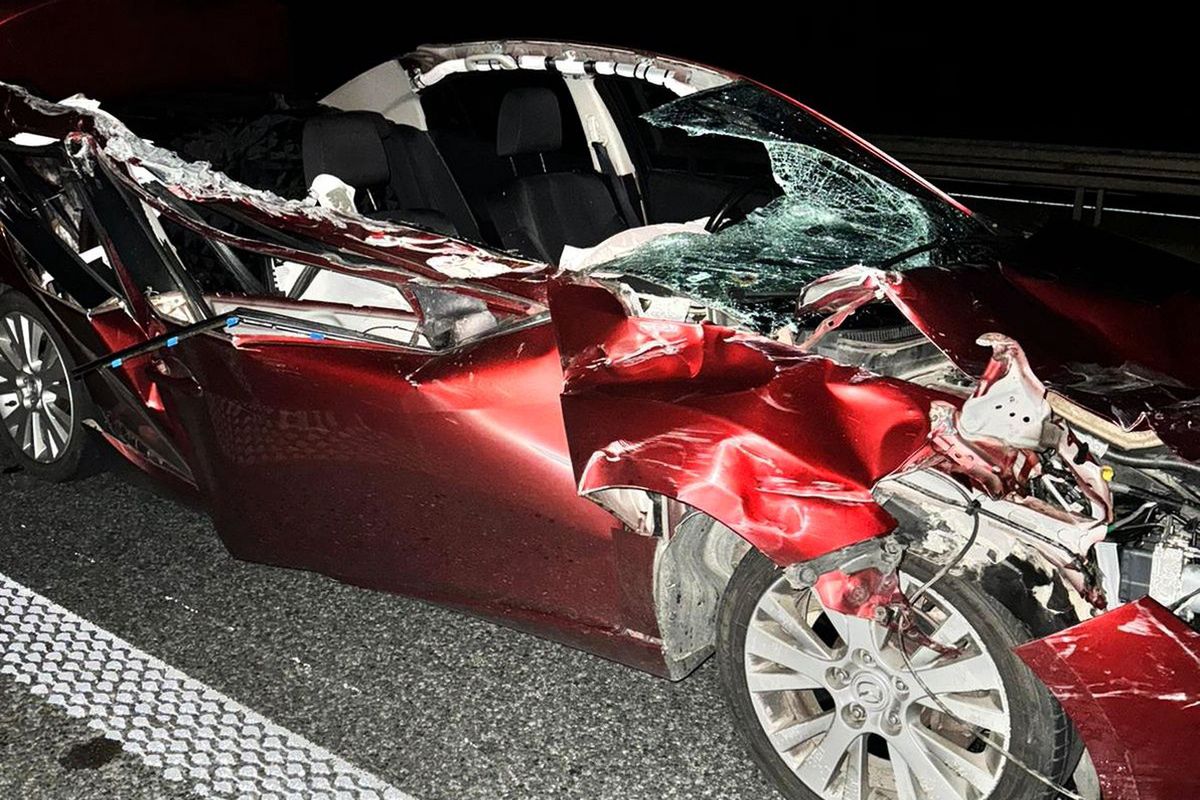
[592,81,980,333]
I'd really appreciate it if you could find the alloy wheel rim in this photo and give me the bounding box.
[744,571,1009,800]
[0,311,74,463]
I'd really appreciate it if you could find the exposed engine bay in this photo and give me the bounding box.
[595,257,1200,630]
[562,78,1200,631]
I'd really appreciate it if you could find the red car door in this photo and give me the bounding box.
[138,242,661,669]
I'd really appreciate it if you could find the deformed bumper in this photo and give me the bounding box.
[1015,598,1200,800]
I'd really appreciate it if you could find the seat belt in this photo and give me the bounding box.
[592,142,642,228]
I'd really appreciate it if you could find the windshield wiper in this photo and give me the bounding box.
[876,231,1003,270]
[876,237,949,269]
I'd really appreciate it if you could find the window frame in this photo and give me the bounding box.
[130,177,547,355]
[0,142,126,310]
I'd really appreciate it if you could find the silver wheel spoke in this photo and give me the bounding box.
[888,728,970,800]
[910,611,975,668]
[18,315,35,368]
[0,318,23,371]
[910,653,1003,700]
[768,710,833,752]
[759,594,836,657]
[841,736,870,800]
[18,407,34,456]
[44,418,61,459]
[746,670,824,693]
[745,626,833,677]
[914,725,996,789]
[40,341,59,373]
[44,399,70,442]
[30,410,46,460]
[795,718,861,792]
[891,745,923,800]
[41,407,65,457]
[823,607,883,655]
[26,318,44,370]
[6,404,28,438]
[912,692,1009,732]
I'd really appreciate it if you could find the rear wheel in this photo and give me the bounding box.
[0,292,100,481]
[717,549,1074,800]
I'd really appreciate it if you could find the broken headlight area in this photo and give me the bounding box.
[784,253,1200,631]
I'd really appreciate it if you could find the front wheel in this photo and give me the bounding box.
[717,549,1075,800]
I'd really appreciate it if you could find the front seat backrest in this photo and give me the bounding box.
[302,112,391,211]
[303,112,471,237]
[488,88,626,264]
[384,125,482,241]
[497,88,564,160]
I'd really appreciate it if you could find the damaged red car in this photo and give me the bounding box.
[1,39,1198,800]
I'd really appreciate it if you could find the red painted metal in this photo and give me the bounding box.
[1016,598,1200,800]
[550,279,946,564]
[800,258,1200,462]
[151,316,672,674]
[891,265,1200,461]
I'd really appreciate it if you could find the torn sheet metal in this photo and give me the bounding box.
[550,279,944,563]
[0,82,543,287]
[798,252,1200,463]
[926,334,1111,534]
[551,274,1119,615]
[1015,598,1200,800]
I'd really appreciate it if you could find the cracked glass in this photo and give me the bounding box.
[592,81,980,333]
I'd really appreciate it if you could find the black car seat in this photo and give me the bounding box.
[487,88,627,263]
[302,111,480,240]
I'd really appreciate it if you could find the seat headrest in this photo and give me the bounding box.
[496,88,563,157]
[302,112,390,189]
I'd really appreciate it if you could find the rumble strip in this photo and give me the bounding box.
[0,571,414,799]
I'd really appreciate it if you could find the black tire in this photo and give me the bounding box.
[0,291,103,481]
[717,548,1076,800]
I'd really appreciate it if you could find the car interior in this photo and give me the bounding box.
[119,67,778,268]
[95,63,781,350]
[297,71,640,264]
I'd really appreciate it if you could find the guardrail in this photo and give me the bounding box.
[867,136,1200,229]
[869,136,1200,198]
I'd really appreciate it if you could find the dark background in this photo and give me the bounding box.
[0,1,1192,152]
[3,0,1195,259]
[289,12,1194,153]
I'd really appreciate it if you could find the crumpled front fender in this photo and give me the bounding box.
[1015,598,1200,800]
[549,279,945,564]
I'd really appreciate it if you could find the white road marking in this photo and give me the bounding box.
[0,571,415,799]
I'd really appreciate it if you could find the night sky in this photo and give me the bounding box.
[0,2,1191,152]
[286,9,1193,152]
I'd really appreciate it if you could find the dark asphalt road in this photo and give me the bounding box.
[0,464,776,799]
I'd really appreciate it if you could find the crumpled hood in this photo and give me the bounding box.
[803,222,1200,461]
